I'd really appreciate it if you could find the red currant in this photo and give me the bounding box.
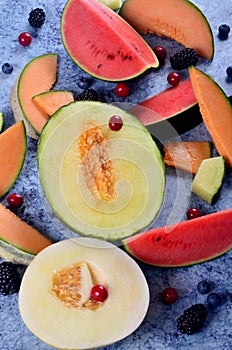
[167,72,181,86]
[115,83,130,97]
[18,32,32,46]
[7,193,24,207]
[91,284,108,302]
[187,207,202,220]
[153,45,167,63]
[161,287,178,304]
[109,115,123,131]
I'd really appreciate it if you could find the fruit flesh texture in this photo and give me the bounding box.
[120,0,214,59]
[38,101,165,240]
[32,90,74,116]
[0,122,27,198]
[19,237,149,350]
[123,208,232,267]
[17,53,57,134]
[0,203,52,255]
[189,67,232,167]
[192,156,225,204]
[163,141,211,174]
[61,0,158,81]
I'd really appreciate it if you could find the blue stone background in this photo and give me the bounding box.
[0,0,232,349]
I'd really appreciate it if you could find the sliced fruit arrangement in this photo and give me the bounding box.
[132,79,202,135]
[61,0,159,81]
[119,0,214,59]
[38,101,165,240]
[0,112,4,132]
[0,203,52,264]
[189,67,232,167]
[163,141,212,174]
[192,156,225,205]
[0,121,27,198]
[11,53,57,138]
[32,90,74,116]
[123,208,232,267]
[19,237,149,349]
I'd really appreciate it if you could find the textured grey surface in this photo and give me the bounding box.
[0,0,232,349]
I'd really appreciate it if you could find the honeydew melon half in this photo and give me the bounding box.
[19,237,150,349]
[120,0,214,59]
[61,0,159,81]
[38,101,165,240]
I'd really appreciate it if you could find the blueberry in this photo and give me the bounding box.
[207,292,221,309]
[218,24,230,40]
[2,63,13,74]
[197,280,211,295]
[226,66,232,79]
[78,77,91,89]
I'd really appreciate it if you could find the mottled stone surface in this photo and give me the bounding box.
[0,0,232,349]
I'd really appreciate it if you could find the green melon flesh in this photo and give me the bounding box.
[120,0,214,59]
[98,0,121,10]
[61,0,159,81]
[192,156,225,205]
[123,208,232,267]
[38,101,165,240]
[19,237,149,349]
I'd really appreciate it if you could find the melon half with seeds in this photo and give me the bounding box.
[120,0,214,59]
[19,237,150,349]
[61,0,159,81]
[38,101,165,240]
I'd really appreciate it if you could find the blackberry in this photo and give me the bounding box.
[28,8,46,28]
[177,304,208,335]
[76,88,98,101]
[170,48,198,70]
[0,261,21,295]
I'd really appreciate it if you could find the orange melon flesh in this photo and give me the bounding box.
[189,67,232,167]
[0,121,27,198]
[0,204,52,255]
[163,141,211,174]
[120,0,214,59]
[18,53,57,134]
[32,90,74,116]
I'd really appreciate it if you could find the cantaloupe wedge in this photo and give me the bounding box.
[0,203,52,255]
[163,141,211,174]
[189,67,232,167]
[32,90,74,116]
[11,53,57,138]
[120,0,214,59]
[0,121,27,198]
[0,112,4,132]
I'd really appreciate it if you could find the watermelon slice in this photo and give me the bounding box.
[123,208,232,267]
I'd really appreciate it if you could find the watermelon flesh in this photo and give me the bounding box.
[61,0,158,81]
[123,208,232,267]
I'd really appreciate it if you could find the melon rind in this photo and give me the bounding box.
[61,0,159,81]
[0,239,34,265]
[120,0,214,60]
[0,112,4,132]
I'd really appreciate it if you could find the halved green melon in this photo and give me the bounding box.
[189,67,232,167]
[120,0,214,59]
[38,101,165,240]
[19,237,149,349]
[0,121,27,198]
[61,0,159,81]
[11,53,57,138]
[132,79,202,135]
[0,112,4,132]
[123,208,232,267]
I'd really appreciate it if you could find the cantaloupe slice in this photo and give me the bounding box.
[163,141,211,174]
[11,53,57,138]
[0,112,4,132]
[0,121,27,198]
[32,90,74,116]
[120,0,214,59]
[0,203,52,255]
[189,67,232,167]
